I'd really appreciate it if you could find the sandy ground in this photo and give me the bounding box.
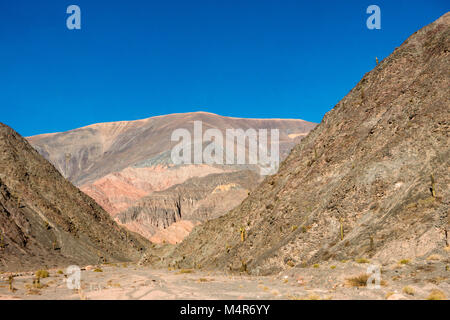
[0,258,448,300]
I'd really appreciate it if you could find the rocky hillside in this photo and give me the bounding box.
[159,13,450,274]
[0,123,150,272]
[27,112,316,216]
[117,170,261,243]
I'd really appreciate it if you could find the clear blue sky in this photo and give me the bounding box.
[1,0,448,136]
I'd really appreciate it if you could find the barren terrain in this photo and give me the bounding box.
[1,252,448,300]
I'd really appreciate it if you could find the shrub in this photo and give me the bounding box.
[240,261,247,273]
[308,294,320,300]
[399,259,410,265]
[402,286,415,295]
[427,289,446,300]
[346,273,387,288]
[346,274,370,287]
[93,268,103,272]
[313,264,320,268]
[330,265,336,269]
[32,277,46,289]
[355,258,370,264]
[178,269,194,274]
[35,270,49,278]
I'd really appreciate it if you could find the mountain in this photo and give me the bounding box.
[27,112,316,240]
[0,123,150,272]
[159,13,450,274]
[27,112,315,215]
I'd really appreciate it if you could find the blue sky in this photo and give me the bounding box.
[0,0,448,136]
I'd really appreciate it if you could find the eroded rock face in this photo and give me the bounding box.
[161,13,450,274]
[0,123,150,272]
[116,170,261,243]
[80,164,227,216]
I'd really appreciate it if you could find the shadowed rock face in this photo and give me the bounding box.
[160,13,450,274]
[0,123,150,272]
[27,112,316,241]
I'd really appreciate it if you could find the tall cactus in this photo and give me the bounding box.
[240,227,246,242]
[8,275,15,292]
[430,174,436,198]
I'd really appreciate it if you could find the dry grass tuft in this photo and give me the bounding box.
[346,274,370,287]
[35,270,49,278]
[385,292,395,299]
[402,286,415,296]
[178,269,194,274]
[307,293,320,300]
[355,258,370,264]
[426,289,446,300]
[399,259,410,265]
[345,274,387,287]
[426,254,442,261]
[107,280,121,288]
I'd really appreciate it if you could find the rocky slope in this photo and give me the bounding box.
[116,170,261,243]
[0,123,150,272]
[159,13,450,274]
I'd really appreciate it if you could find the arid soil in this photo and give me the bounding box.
[0,252,448,300]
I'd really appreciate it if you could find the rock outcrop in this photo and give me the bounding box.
[116,170,261,243]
